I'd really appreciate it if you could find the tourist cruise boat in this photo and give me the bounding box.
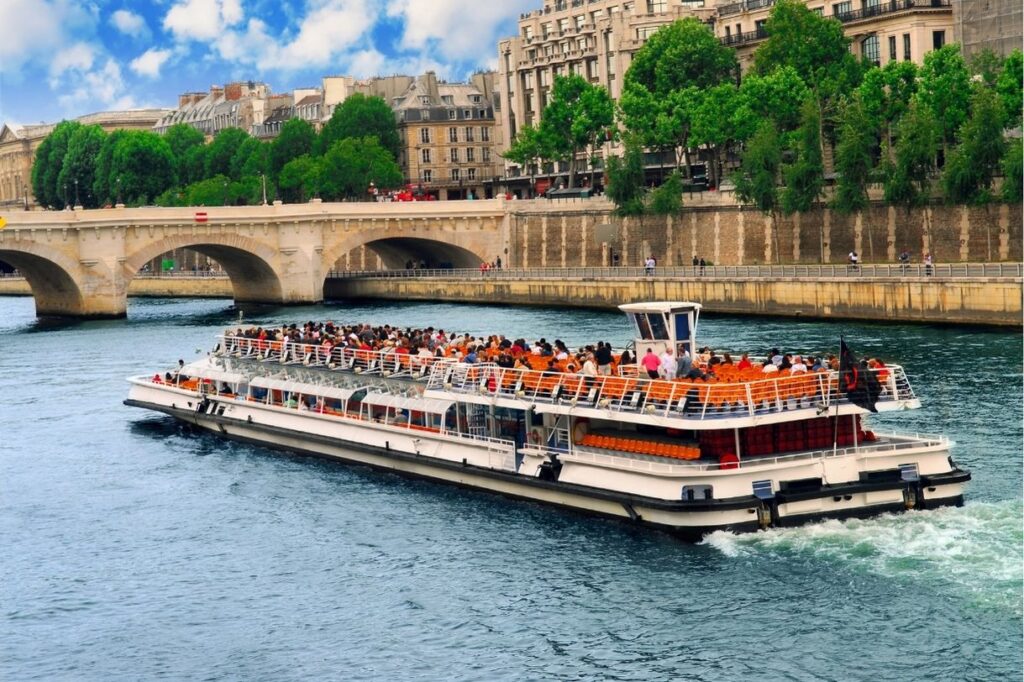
[125,302,970,539]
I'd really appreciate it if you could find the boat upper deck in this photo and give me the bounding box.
[216,334,918,427]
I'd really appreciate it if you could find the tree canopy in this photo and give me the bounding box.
[317,93,401,158]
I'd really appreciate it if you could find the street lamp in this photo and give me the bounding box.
[74,178,80,208]
[116,176,123,206]
[63,183,68,210]
[259,172,268,205]
[222,180,228,206]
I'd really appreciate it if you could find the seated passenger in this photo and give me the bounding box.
[762,363,779,374]
[790,356,808,374]
[736,353,752,370]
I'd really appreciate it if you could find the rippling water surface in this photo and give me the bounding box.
[1,296,1021,681]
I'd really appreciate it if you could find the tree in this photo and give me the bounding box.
[278,155,322,203]
[502,124,550,195]
[996,49,1023,129]
[205,127,249,178]
[620,18,737,173]
[733,121,782,262]
[969,48,1003,87]
[1001,138,1022,203]
[163,123,205,184]
[109,130,176,205]
[230,137,270,180]
[319,137,402,201]
[942,86,1007,204]
[857,60,918,154]
[738,67,811,133]
[781,98,824,215]
[648,170,683,216]
[270,118,315,180]
[92,129,127,205]
[832,95,875,216]
[31,120,81,208]
[317,93,400,158]
[883,97,939,213]
[605,139,647,217]
[536,74,613,188]
[691,83,754,187]
[57,125,106,208]
[183,144,210,186]
[753,0,861,100]
[918,44,972,156]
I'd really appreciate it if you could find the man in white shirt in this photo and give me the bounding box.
[790,355,808,374]
[658,348,677,379]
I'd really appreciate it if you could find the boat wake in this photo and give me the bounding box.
[702,500,1023,613]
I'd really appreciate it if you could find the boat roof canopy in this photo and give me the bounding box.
[250,376,364,402]
[362,392,454,414]
[618,301,702,314]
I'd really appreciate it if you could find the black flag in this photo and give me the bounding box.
[839,338,880,412]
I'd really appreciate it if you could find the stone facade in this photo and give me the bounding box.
[954,0,1023,59]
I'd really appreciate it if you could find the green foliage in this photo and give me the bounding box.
[319,137,402,201]
[270,118,315,180]
[163,123,205,184]
[230,137,269,179]
[109,130,177,205]
[648,170,683,216]
[183,145,210,186]
[883,96,939,209]
[832,96,875,215]
[536,74,614,187]
[317,94,400,158]
[996,49,1023,128]
[92,129,126,205]
[781,98,824,215]
[625,18,738,93]
[205,128,249,178]
[1001,138,1022,203]
[752,0,861,99]
[691,83,752,186]
[918,44,971,151]
[738,67,811,132]
[278,155,322,203]
[857,60,918,150]
[502,123,548,174]
[733,120,782,216]
[31,120,81,208]
[605,140,647,217]
[57,125,106,208]
[969,48,1003,87]
[181,174,233,206]
[942,86,1007,204]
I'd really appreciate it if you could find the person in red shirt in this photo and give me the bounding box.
[641,348,662,379]
[736,353,752,371]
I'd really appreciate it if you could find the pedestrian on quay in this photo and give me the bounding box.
[645,256,656,276]
[924,253,933,276]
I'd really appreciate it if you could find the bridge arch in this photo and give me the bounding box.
[0,243,89,317]
[125,234,284,304]
[322,233,486,273]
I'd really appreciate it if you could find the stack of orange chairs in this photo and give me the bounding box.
[578,434,701,461]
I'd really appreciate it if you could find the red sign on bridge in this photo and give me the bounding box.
[194,212,208,223]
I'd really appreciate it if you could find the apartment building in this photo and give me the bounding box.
[0,109,170,209]
[391,72,504,200]
[954,0,1023,59]
[717,0,954,71]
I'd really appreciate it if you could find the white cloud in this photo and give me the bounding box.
[49,43,96,81]
[130,48,173,78]
[0,0,86,76]
[164,0,244,42]
[387,0,533,63]
[56,58,133,113]
[110,9,149,38]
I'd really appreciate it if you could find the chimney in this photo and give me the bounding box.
[225,82,243,101]
[210,84,224,99]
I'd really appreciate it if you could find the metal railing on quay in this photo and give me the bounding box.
[326,262,1023,281]
[135,271,230,278]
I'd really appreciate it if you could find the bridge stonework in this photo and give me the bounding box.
[0,200,510,317]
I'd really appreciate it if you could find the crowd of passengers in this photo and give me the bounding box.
[223,322,888,384]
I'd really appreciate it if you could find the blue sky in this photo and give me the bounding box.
[0,0,536,128]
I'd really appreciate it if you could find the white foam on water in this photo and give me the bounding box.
[702,501,1023,613]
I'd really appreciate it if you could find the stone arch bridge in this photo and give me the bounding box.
[0,200,509,317]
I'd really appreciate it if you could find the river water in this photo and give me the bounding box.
[1,295,1021,681]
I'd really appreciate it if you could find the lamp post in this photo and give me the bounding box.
[222,180,228,206]
[63,183,68,210]
[259,172,268,205]
[116,176,122,206]
[74,178,80,208]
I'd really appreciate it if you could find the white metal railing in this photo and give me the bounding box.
[425,360,914,422]
[326,262,1023,281]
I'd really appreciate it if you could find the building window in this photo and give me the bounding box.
[422,169,432,183]
[468,168,477,180]
[888,35,896,61]
[932,30,945,50]
[421,149,431,164]
[482,148,491,162]
[463,109,472,119]
[575,14,585,29]
[466,148,475,162]
[481,127,490,142]
[465,127,475,142]
[449,127,458,143]
[647,0,667,12]
[903,33,911,60]
[420,128,430,143]
[442,95,454,105]
[833,1,851,18]
[812,7,823,15]
[451,168,461,181]
[862,35,879,66]
[450,148,459,163]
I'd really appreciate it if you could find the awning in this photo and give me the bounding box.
[194,368,246,384]
[361,392,454,414]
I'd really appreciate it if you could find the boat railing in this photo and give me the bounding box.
[423,360,915,422]
[549,433,948,474]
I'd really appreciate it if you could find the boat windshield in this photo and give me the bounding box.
[631,313,669,341]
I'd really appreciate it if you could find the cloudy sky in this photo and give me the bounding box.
[0,0,535,128]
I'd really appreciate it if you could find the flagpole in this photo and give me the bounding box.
[833,336,842,456]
